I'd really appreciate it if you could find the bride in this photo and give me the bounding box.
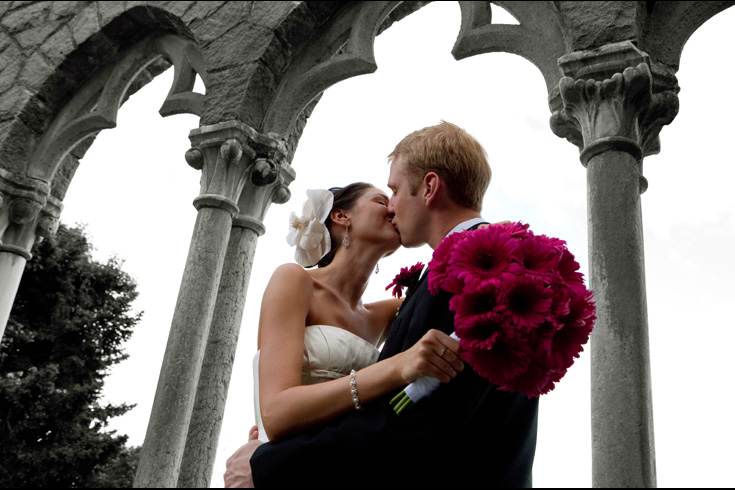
[251,182,464,444]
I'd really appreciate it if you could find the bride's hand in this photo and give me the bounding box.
[396,329,464,384]
[224,437,263,488]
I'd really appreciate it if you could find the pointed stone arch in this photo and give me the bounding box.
[452,1,565,94]
[0,2,208,377]
[254,1,566,156]
[30,32,207,189]
[26,6,205,196]
[0,4,200,174]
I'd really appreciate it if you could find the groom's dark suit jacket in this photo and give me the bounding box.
[251,244,539,487]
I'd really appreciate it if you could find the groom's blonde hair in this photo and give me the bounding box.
[387,121,491,212]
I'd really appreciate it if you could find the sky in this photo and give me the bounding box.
[58,3,734,487]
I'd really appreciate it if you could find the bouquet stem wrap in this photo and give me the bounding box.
[390,332,460,414]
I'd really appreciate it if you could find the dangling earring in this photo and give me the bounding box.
[375,262,379,274]
[342,223,350,248]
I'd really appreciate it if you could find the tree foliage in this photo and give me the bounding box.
[0,223,142,487]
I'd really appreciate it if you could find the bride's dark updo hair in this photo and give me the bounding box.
[317,182,374,268]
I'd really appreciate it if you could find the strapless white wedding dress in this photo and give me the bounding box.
[253,325,380,442]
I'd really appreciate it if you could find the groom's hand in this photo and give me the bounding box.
[224,439,262,488]
[398,329,464,384]
[478,220,510,229]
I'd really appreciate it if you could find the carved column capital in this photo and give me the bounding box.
[186,121,257,216]
[549,41,679,179]
[0,169,60,259]
[185,121,296,226]
[558,62,651,164]
[234,131,296,236]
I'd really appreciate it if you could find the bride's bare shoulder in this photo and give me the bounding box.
[266,263,313,293]
[271,262,309,277]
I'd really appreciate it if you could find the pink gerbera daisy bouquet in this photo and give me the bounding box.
[390,222,595,414]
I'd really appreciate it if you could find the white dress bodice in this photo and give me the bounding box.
[253,325,380,442]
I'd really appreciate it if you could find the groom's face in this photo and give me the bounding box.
[387,155,426,248]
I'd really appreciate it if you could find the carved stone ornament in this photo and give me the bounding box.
[234,130,296,236]
[8,198,42,225]
[549,41,679,167]
[251,159,278,187]
[186,122,255,216]
[186,121,294,231]
[0,170,61,259]
[558,62,651,165]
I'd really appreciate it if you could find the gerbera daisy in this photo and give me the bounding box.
[504,275,553,332]
[446,226,522,290]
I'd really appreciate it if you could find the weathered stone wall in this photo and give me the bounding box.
[554,1,642,51]
[0,1,440,203]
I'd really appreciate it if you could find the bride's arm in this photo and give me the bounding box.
[258,265,463,443]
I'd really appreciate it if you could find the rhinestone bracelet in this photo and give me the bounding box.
[349,369,363,410]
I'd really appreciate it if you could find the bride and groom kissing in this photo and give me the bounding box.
[224,121,538,487]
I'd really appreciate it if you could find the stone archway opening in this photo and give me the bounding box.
[11,8,210,436]
[0,2,208,343]
[0,4,211,485]
[60,65,204,445]
[217,2,588,487]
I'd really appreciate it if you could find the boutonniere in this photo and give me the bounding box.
[386,261,425,302]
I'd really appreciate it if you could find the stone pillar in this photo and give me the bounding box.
[0,170,60,342]
[550,41,678,488]
[134,121,266,488]
[177,132,295,488]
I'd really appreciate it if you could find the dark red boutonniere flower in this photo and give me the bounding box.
[386,262,425,299]
[391,222,596,412]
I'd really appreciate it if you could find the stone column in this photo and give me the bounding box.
[550,41,678,488]
[0,170,60,342]
[134,121,264,488]
[177,132,295,488]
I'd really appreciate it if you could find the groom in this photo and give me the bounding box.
[226,121,538,487]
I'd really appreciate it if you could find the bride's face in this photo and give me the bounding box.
[349,188,401,254]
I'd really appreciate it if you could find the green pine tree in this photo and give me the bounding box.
[0,223,142,487]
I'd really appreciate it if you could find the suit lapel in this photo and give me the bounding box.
[379,222,488,360]
[379,273,428,360]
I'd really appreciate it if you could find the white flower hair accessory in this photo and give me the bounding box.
[286,189,334,267]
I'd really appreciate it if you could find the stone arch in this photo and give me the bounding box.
[203,1,433,159]
[256,2,564,148]
[16,5,205,199]
[451,1,565,94]
[0,0,208,380]
[0,4,199,172]
[31,32,206,194]
[262,2,424,136]
[642,1,734,73]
